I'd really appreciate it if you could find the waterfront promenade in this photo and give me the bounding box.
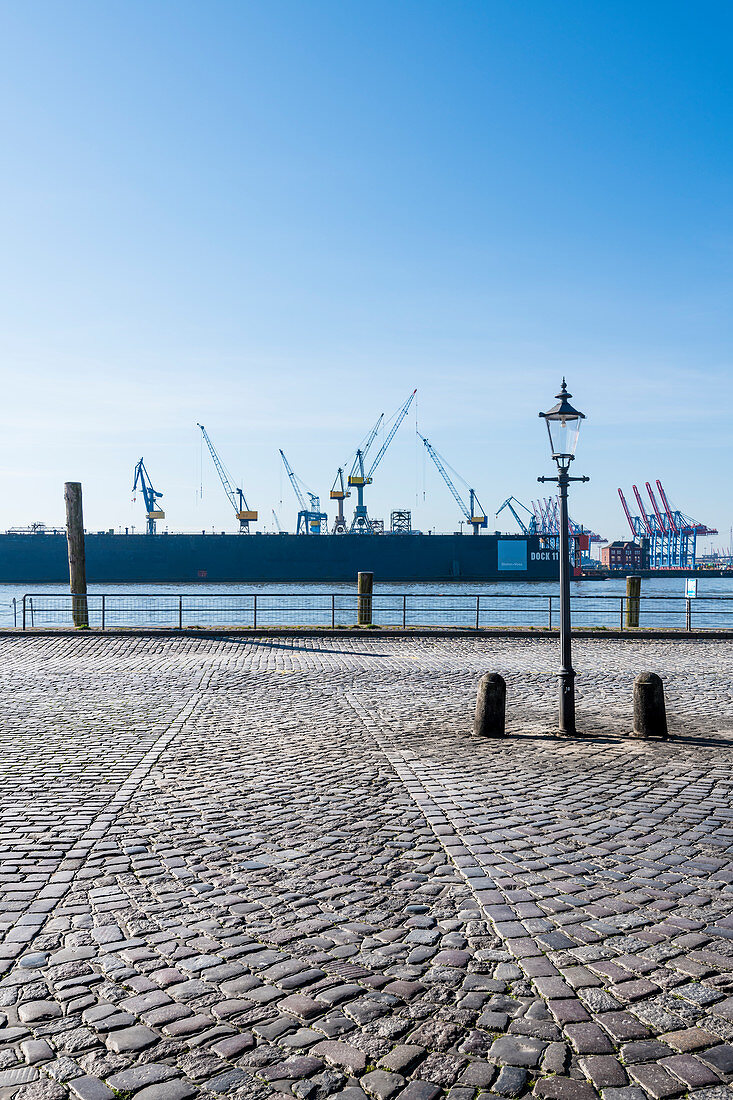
[0,635,732,1100]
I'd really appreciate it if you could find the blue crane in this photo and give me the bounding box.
[279,450,327,534]
[496,496,537,536]
[132,458,165,535]
[349,391,416,533]
[418,433,487,535]
[198,423,258,532]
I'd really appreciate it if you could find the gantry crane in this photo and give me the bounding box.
[418,432,487,535]
[279,450,327,534]
[496,496,536,536]
[329,468,350,534]
[349,390,416,533]
[132,459,165,535]
[619,480,716,569]
[197,423,258,532]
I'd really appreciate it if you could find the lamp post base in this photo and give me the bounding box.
[557,669,577,736]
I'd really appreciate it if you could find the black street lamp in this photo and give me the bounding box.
[539,380,589,735]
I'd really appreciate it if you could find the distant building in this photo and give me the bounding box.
[601,540,644,571]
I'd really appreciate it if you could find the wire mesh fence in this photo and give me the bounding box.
[12,592,733,630]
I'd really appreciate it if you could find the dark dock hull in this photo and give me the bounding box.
[0,532,559,584]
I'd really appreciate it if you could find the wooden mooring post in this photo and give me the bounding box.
[64,482,89,628]
[626,575,641,628]
[357,571,373,626]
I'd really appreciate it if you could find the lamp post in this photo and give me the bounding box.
[539,380,589,735]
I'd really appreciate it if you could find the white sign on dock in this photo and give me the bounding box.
[685,577,698,598]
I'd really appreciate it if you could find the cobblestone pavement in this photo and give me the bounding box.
[0,634,732,1100]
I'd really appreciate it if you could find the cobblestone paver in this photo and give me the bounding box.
[0,634,732,1100]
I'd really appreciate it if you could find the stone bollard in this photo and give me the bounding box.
[626,575,641,628]
[357,571,373,626]
[632,672,668,739]
[474,673,506,737]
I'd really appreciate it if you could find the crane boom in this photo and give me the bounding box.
[368,390,417,478]
[197,423,257,532]
[655,480,679,534]
[418,431,487,534]
[497,496,535,536]
[348,414,384,483]
[645,481,667,531]
[617,488,637,539]
[419,433,470,522]
[279,450,307,511]
[632,485,653,534]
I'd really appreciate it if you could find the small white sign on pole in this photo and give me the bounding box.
[685,577,698,598]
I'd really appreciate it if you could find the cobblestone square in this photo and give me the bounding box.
[0,633,732,1100]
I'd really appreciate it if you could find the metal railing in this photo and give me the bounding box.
[11,592,733,631]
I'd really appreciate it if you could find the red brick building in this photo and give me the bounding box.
[601,541,644,570]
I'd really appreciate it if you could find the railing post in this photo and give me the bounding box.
[548,596,552,629]
[101,595,105,631]
[686,597,691,632]
[331,593,335,628]
[179,595,183,630]
[402,594,407,628]
[22,596,26,632]
[253,594,257,629]
[12,598,16,629]
[620,597,624,631]
[29,598,34,628]
[475,595,480,630]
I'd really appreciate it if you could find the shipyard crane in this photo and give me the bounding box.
[339,413,383,533]
[349,391,416,533]
[496,496,536,536]
[329,468,350,534]
[418,432,487,535]
[279,450,327,534]
[272,509,283,533]
[132,458,165,535]
[197,423,258,532]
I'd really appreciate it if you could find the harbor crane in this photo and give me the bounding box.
[618,480,716,569]
[336,413,383,533]
[419,433,487,535]
[349,390,416,533]
[329,468,350,534]
[279,450,327,534]
[197,423,258,532]
[496,496,536,536]
[272,509,283,533]
[132,458,165,535]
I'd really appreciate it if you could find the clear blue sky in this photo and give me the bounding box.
[1,1,731,548]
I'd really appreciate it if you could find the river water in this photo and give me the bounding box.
[2,576,731,630]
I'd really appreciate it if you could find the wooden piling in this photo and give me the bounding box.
[626,575,641,628]
[357,571,373,626]
[64,482,89,628]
